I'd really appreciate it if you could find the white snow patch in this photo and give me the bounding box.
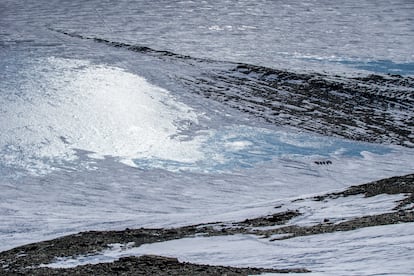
[40,242,136,269]
[286,193,406,227]
[224,140,253,151]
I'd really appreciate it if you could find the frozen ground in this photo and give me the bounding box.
[1,0,414,275]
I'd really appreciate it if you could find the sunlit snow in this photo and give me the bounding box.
[0,57,205,175]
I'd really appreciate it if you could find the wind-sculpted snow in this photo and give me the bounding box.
[53,29,414,147]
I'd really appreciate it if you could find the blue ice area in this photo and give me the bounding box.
[133,126,392,172]
[339,60,414,75]
[298,56,414,75]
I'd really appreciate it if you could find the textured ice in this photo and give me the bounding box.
[2,0,413,75]
[0,55,397,176]
[1,1,414,275]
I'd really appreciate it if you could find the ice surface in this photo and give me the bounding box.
[2,0,413,75]
[1,1,413,275]
[0,54,397,176]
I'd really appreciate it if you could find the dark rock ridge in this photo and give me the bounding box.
[52,29,414,147]
[1,174,413,275]
[3,255,305,276]
[312,173,414,208]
